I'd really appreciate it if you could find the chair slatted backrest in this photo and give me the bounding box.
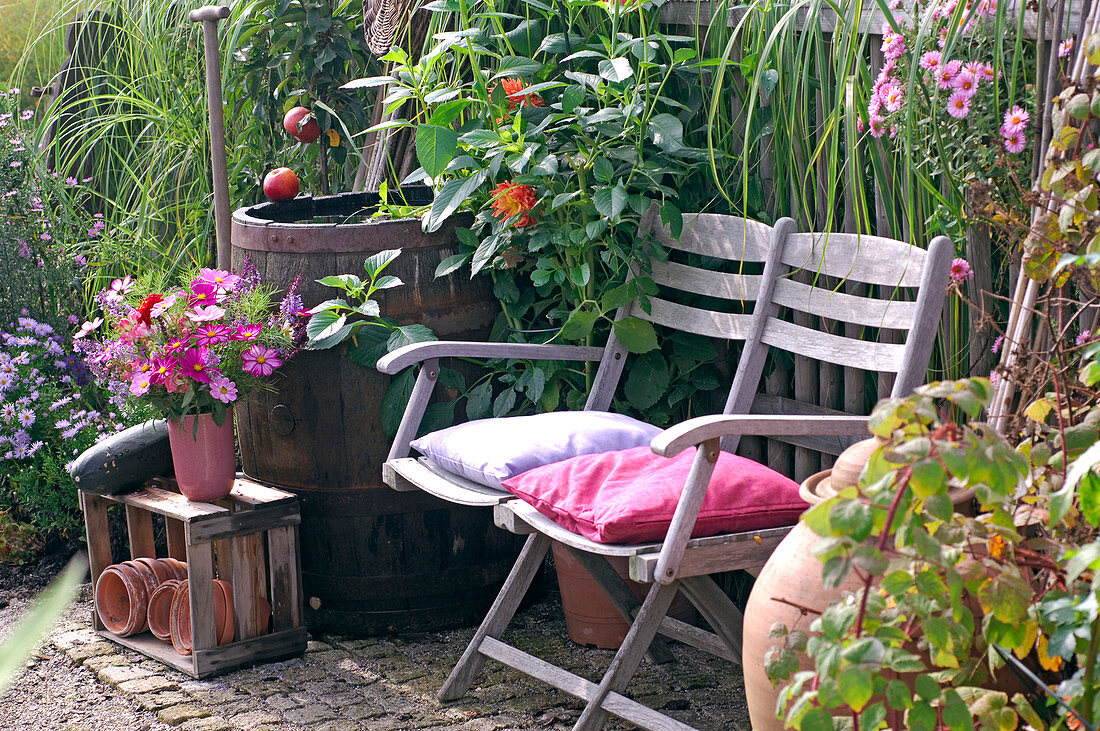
[584,211,778,412]
[724,224,953,458]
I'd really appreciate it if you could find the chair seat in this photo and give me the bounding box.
[496,500,792,582]
[382,457,513,507]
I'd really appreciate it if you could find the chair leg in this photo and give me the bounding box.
[565,547,676,664]
[572,580,681,731]
[438,532,551,701]
[679,575,744,658]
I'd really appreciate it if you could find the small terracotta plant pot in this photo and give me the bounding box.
[161,558,188,580]
[95,563,149,637]
[147,579,181,642]
[170,579,234,655]
[134,556,173,585]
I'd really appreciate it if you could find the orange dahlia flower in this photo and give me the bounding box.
[490,181,538,228]
[493,78,545,111]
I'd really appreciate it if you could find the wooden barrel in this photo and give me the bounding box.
[231,189,522,634]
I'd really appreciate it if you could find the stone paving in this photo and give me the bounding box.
[28,581,751,731]
[15,580,751,731]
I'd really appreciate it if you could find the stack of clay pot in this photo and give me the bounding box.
[94,558,187,637]
[94,557,236,655]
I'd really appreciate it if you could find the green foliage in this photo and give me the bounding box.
[773,373,1100,729]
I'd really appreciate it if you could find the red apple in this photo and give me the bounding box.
[263,167,300,201]
[283,106,321,143]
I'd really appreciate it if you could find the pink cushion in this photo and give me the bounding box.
[501,446,807,544]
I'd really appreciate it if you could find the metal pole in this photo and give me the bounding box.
[190,5,232,270]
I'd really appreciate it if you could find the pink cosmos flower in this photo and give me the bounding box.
[241,345,282,377]
[186,305,227,322]
[210,375,238,404]
[165,335,191,355]
[150,294,176,318]
[198,268,241,292]
[883,85,905,112]
[949,257,974,283]
[947,91,972,118]
[149,356,177,385]
[1004,131,1027,153]
[954,71,977,97]
[188,280,220,308]
[938,60,962,89]
[116,312,151,342]
[1002,106,1029,135]
[73,317,103,340]
[178,348,215,384]
[129,372,153,396]
[232,323,263,341]
[103,276,133,303]
[919,50,943,71]
[193,323,231,347]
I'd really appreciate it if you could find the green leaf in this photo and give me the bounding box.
[561,85,585,113]
[307,310,341,340]
[386,324,437,352]
[913,674,940,702]
[306,298,350,315]
[860,703,888,730]
[839,667,874,712]
[371,275,403,291]
[491,56,543,80]
[466,381,493,420]
[416,124,459,179]
[317,274,361,291]
[0,555,86,694]
[560,310,599,341]
[978,573,1031,624]
[801,708,835,731]
[660,202,683,239]
[612,317,658,353]
[625,352,670,410]
[884,679,912,710]
[424,171,487,233]
[648,113,684,151]
[493,387,517,417]
[428,99,471,128]
[381,369,416,438]
[363,249,401,279]
[597,57,633,83]
[829,499,873,542]
[344,324,391,368]
[593,183,628,220]
[601,283,635,312]
[435,253,470,278]
[759,68,779,96]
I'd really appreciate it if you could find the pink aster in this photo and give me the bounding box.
[1003,131,1027,153]
[919,50,943,71]
[1059,38,1074,58]
[883,84,905,113]
[188,280,220,307]
[1076,330,1093,346]
[129,372,153,396]
[947,90,972,118]
[937,59,962,89]
[178,348,215,384]
[241,345,282,377]
[954,71,977,97]
[882,32,906,61]
[193,323,231,347]
[869,114,887,137]
[186,305,226,322]
[949,257,974,283]
[1002,106,1029,135]
[210,375,238,404]
[197,268,241,293]
[232,323,263,341]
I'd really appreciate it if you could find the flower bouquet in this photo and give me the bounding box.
[75,262,307,501]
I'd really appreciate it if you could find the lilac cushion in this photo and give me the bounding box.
[410,411,662,488]
[502,446,806,544]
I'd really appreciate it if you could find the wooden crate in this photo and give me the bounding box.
[79,476,309,678]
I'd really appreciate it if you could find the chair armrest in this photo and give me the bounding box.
[377,341,606,374]
[651,414,869,457]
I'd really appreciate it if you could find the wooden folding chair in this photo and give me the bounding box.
[378,213,952,730]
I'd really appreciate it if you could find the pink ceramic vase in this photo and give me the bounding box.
[168,413,236,502]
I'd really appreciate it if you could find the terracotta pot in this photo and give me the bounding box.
[551,542,696,649]
[161,557,188,580]
[170,579,235,655]
[742,438,984,730]
[147,579,181,642]
[95,563,150,637]
[133,556,173,585]
[168,413,236,502]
